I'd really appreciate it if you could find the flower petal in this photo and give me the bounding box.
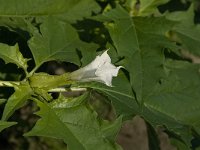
[88,50,110,67]
[70,50,122,87]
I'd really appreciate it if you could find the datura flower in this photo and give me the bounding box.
[70,50,122,86]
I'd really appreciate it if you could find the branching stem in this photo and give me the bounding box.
[0,80,86,92]
[0,81,20,87]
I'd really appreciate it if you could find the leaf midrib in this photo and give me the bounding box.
[44,106,87,150]
[86,85,135,99]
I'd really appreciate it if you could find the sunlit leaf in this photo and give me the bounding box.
[0,43,28,71]
[2,82,33,120]
[126,0,170,16]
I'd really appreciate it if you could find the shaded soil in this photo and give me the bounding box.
[117,116,176,150]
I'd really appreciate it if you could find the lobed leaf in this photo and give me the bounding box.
[0,43,28,71]
[99,5,176,103]
[25,94,122,150]
[28,17,82,68]
[143,60,200,145]
[126,0,170,16]
[167,5,200,56]
[95,5,200,147]
[2,82,33,120]
[77,73,139,117]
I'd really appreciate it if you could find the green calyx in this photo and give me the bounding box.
[28,72,74,91]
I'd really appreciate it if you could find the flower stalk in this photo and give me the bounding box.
[0,50,122,92]
[0,80,86,92]
[0,81,20,87]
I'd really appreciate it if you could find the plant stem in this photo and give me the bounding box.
[0,80,87,92]
[48,87,87,92]
[27,67,37,77]
[0,81,20,87]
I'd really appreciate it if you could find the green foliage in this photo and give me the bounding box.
[0,121,16,132]
[1,82,33,120]
[78,73,139,116]
[97,5,177,103]
[25,94,122,150]
[143,60,200,144]
[167,5,200,56]
[126,0,170,16]
[0,99,6,105]
[0,0,200,149]
[0,43,28,71]
[0,0,100,22]
[28,17,82,68]
[29,73,71,90]
[138,0,170,15]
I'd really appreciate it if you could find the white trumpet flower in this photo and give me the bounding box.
[70,50,122,86]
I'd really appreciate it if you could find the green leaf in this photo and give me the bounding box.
[0,0,100,23]
[29,73,71,90]
[170,138,190,150]
[28,17,82,68]
[146,122,160,150]
[56,0,100,23]
[77,73,139,116]
[138,0,170,16]
[79,42,99,66]
[143,60,200,145]
[146,60,200,126]
[96,5,199,146]
[0,121,16,132]
[126,0,170,16]
[167,5,200,56]
[0,0,100,38]
[49,93,87,109]
[0,17,31,31]
[25,94,122,150]
[2,82,33,120]
[0,43,28,71]
[100,5,176,103]
[101,116,122,142]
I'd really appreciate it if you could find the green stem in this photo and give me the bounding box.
[49,87,87,92]
[0,80,86,92]
[29,73,74,90]
[27,66,39,78]
[0,81,20,87]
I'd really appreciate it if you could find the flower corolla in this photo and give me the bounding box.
[70,50,122,86]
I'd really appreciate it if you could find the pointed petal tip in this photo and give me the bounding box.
[105,82,113,87]
[102,48,110,56]
[118,66,124,69]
